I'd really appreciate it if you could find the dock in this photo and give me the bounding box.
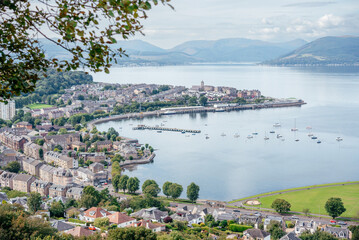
[133,125,201,133]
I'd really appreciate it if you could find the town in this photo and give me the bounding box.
[0,80,355,240]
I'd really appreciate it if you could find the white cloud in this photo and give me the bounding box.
[317,14,343,28]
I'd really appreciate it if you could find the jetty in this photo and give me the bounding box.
[133,125,201,133]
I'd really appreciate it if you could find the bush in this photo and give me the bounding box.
[287,222,295,228]
[228,224,252,232]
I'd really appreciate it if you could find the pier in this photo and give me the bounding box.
[133,125,201,133]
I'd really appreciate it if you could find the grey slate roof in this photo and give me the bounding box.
[244,229,270,239]
[281,232,301,240]
[51,220,75,232]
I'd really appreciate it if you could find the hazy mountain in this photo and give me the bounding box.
[264,36,359,66]
[38,38,308,65]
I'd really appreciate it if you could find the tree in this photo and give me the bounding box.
[303,208,311,216]
[50,201,65,218]
[349,226,359,240]
[142,180,159,192]
[325,197,346,219]
[28,192,42,213]
[199,96,208,106]
[187,182,200,203]
[0,0,172,101]
[300,231,339,240]
[162,181,173,198]
[38,148,44,159]
[111,161,122,178]
[127,177,140,194]
[169,183,183,199]
[94,217,110,228]
[271,199,291,214]
[119,175,129,193]
[108,227,157,240]
[4,161,21,173]
[143,184,161,198]
[112,174,122,193]
[268,221,285,240]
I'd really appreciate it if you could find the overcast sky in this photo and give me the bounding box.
[130,0,359,48]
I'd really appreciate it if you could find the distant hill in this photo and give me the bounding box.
[38,38,307,65]
[264,36,359,66]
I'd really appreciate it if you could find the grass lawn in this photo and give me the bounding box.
[256,184,359,218]
[27,103,53,109]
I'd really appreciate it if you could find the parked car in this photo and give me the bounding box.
[233,209,240,213]
[292,216,299,220]
[330,220,337,224]
[338,221,347,225]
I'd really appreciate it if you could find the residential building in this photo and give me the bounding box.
[44,151,78,169]
[23,142,42,160]
[89,162,104,173]
[264,216,284,231]
[107,212,136,228]
[131,207,168,222]
[243,229,271,240]
[170,212,204,225]
[0,171,17,189]
[22,158,43,176]
[280,232,301,240]
[80,207,112,222]
[213,209,237,222]
[78,152,106,162]
[322,226,351,239]
[238,214,262,227]
[39,165,56,182]
[52,168,73,186]
[49,185,68,198]
[15,122,33,130]
[12,174,36,193]
[30,180,52,196]
[71,141,86,151]
[66,187,83,200]
[0,192,8,203]
[50,220,75,232]
[93,140,112,151]
[131,220,166,233]
[65,226,95,238]
[0,100,15,120]
[48,110,65,119]
[8,196,28,210]
[295,220,318,235]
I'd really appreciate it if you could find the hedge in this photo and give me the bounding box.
[228,224,252,232]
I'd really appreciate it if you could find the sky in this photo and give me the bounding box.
[130,0,359,49]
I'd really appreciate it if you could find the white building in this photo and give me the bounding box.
[0,100,15,120]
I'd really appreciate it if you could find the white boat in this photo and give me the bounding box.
[247,135,253,139]
[221,133,226,137]
[308,133,314,137]
[273,123,281,127]
[234,133,240,138]
[269,131,275,134]
[336,137,343,141]
[306,126,312,130]
[185,135,190,137]
[264,136,269,140]
[276,134,282,138]
[291,119,298,132]
[205,136,210,139]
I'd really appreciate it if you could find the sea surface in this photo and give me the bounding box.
[93,65,359,201]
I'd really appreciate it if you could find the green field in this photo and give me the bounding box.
[27,104,54,109]
[252,184,359,218]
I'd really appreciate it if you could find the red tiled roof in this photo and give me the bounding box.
[83,207,111,219]
[66,226,94,237]
[107,212,135,224]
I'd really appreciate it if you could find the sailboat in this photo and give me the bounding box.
[291,119,298,131]
[336,137,343,142]
[273,123,281,127]
[264,132,269,140]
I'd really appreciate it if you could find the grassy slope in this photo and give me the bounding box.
[27,104,54,109]
[255,184,359,218]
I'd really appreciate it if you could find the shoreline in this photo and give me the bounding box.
[89,99,306,128]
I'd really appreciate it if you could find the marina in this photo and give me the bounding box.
[133,124,201,133]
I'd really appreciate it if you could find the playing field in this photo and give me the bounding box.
[27,104,53,109]
[255,184,359,218]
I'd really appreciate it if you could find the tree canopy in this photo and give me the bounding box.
[186,182,200,203]
[0,0,172,100]
[271,199,291,214]
[325,197,346,219]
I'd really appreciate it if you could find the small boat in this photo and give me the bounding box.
[192,133,196,135]
[234,133,240,138]
[185,135,190,137]
[295,139,300,142]
[161,123,165,126]
[276,134,282,138]
[157,130,162,133]
[291,119,298,131]
[281,138,285,141]
[252,132,258,135]
[306,126,312,130]
[204,124,207,126]
[205,136,210,139]
[308,133,314,137]
[264,137,269,140]
[311,136,317,139]
[221,133,226,137]
[336,137,343,141]
[269,131,275,134]
[247,135,253,139]
[181,131,186,134]
[317,140,321,144]
[273,123,281,127]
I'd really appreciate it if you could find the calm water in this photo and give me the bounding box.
[94,65,359,201]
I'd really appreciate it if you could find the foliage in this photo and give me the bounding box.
[112,174,122,193]
[169,183,183,199]
[28,192,42,213]
[303,208,311,216]
[4,161,21,173]
[325,198,346,219]
[108,227,157,240]
[0,204,57,239]
[163,181,172,198]
[268,221,285,240]
[228,224,252,232]
[3,189,27,199]
[50,200,65,218]
[143,184,161,198]
[187,182,200,203]
[127,177,140,194]
[80,186,101,208]
[94,217,110,228]
[111,161,122,178]
[271,199,291,213]
[199,96,208,106]
[300,231,339,240]
[119,175,129,193]
[348,226,359,240]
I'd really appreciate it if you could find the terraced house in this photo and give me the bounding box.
[44,151,78,169]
